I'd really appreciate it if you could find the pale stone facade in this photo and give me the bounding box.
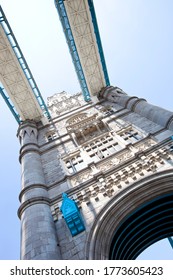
[17,87,173,259]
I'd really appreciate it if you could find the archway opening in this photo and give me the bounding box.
[137,237,173,259]
[109,193,173,259]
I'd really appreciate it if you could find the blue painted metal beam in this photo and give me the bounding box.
[0,6,51,121]
[87,0,110,86]
[54,0,110,99]
[0,85,21,123]
[168,237,173,249]
[54,0,91,102]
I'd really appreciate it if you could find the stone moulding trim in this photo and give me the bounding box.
[46,102,92,124]
[40,133,69,148]
[40,141,69,155]
[130,98,147,112]
[123,96,137,109]
[18,196,50,219]
[19,142,39,154]
[47,176,68,190]
[85,169,173,260]
[165,115,173,131]
[19,184,48,202]
[19,148,40,163]
[152,128,169,136]
[106,110,132,122]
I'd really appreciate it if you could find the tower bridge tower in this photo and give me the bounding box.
[0,1,173,259]
[18,87,173,260]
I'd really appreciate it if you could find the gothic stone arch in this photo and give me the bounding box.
[85,169,173,259]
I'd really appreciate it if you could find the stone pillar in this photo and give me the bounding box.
[17,121,61,260]
[99,86,173,131]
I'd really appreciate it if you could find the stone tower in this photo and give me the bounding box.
[17,87,173,260]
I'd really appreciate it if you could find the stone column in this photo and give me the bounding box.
[17,120,61,260]
[99,86,173,131]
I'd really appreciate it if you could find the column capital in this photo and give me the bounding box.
[99,85,173,130]
[17,120,38,146]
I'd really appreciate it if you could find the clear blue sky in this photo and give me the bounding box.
[0,0,173,260]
